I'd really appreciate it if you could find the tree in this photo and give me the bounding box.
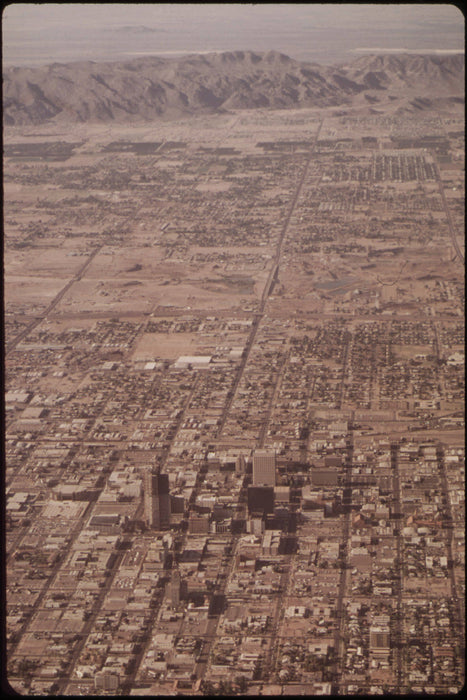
[235,676,248,693]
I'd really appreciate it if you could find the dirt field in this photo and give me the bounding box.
[131,332,202,360]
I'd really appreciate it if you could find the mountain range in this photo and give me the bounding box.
[3,50,464,126]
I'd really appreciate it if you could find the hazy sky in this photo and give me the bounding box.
[3,3,464,66]
[3,3,464,32]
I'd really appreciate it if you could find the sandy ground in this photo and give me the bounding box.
[4,112,463,338]
[131,332,202,360]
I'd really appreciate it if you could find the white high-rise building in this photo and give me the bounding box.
[252,449,276,486]
[235,454,246,475]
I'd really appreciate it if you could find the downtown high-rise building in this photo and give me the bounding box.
[235,453,246,475]
[144,469,170,529]
[168,568,182,608]
[252,449,276,487]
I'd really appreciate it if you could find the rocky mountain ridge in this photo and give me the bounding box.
[3,50,464,126]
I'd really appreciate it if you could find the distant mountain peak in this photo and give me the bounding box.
[3,51,464,126]
[114,25,164,34]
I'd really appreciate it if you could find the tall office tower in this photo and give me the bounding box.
[144,469,171,529]
[235,454,246,475]
[252,449,276,486]
[247,485,275,516]
[168,568,181,608]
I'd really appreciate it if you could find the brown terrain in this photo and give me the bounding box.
[4,51,464,696]
[3,51,464,126]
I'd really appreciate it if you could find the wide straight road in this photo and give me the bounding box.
[391,442,403,693]
[195,536,240,680]
[436,444,465,686]
[258,345,291,447]
[7,498,96,663]
[6,245,102,356]
[218,121,323,440]
[431,156,464,265]
[53,545,128,694]
[330,428,354,694]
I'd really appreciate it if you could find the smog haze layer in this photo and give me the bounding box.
[3,3,464,66]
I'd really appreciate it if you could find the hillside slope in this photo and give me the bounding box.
[3,50,464,125]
